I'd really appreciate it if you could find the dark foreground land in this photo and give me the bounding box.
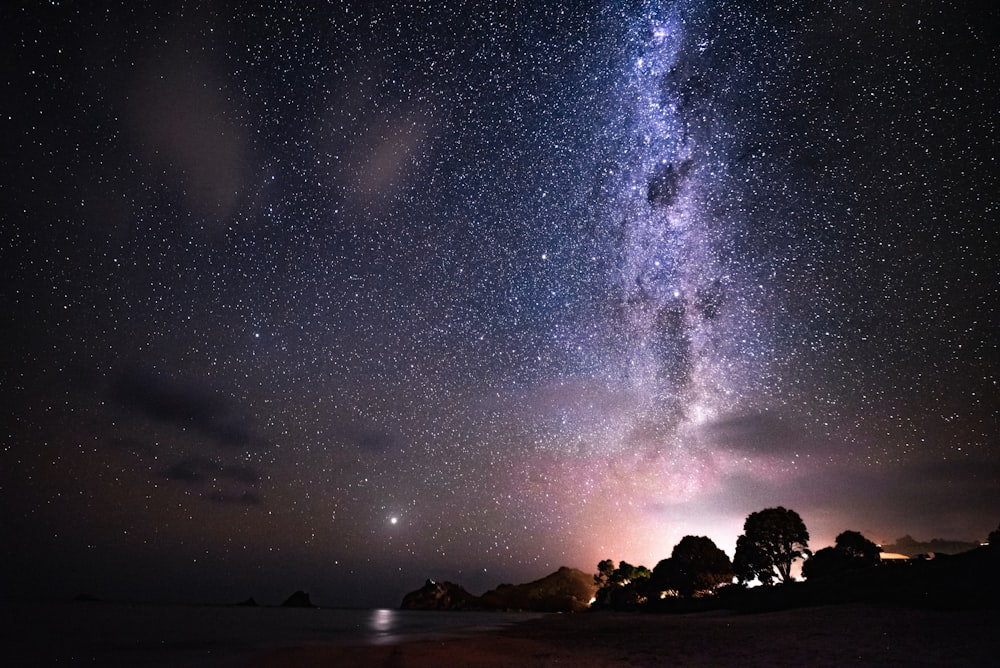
[244,603,999,667]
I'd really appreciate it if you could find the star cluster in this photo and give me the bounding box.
[2,0,997,605]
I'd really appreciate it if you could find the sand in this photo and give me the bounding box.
[241,603,999,667]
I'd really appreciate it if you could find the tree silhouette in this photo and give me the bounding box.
[834,530,881,566]
[592,559,652,608]
[802,546,847,580]
[734,506,810,584]
[654,535,734,597]
[803,529,881,580]
[594,558,616,588]
[617,561,652,584]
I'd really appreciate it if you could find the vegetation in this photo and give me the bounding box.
[651,535,734,597]
[803,530,880,580]
[403,514,999,615]
[588,508,999,614]
[592,560,652,608]
[734,506,810,584]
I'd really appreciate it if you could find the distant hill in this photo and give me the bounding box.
[400,579,479,610]
[882,535,981,557]
[479,566,596,612]
[401,566,597,613]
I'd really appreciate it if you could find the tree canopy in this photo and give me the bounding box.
[594,559,651,587]
[803,529,881,580]
[592,559,652,608]
[834,530,881,565]
[594,558,616,588]
[652,535,734,597]
[734,506,810,584]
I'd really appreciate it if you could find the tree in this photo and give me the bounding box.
[734,506,810,584]
[734,534,768,584]
[655,535,734,597]
[592,559,652,609]
[801,546,848,580]
[803,529,881,580]
[594,558,616,588]
[614,561,651,585]
[834,530,881,566]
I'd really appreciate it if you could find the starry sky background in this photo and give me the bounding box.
[3,0,997,607]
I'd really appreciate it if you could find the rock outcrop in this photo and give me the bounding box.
[400,579,478,610]
[479,566,596,612]
[281,590,314,607]
[401,567,597,613]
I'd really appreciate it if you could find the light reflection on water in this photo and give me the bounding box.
[365,607,540,645]
[370,608,396,643]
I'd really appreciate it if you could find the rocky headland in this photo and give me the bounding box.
[401,566,596,613]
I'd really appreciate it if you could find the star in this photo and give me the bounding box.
[3,0,995,609]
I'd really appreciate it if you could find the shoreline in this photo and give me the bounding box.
[241,602,1000,667]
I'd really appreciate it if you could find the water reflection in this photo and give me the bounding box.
[368,608,397,644]
[363,608,544,646]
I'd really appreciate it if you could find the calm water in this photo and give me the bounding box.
[2,601,545,666]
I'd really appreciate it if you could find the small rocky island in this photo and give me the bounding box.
[281,590,315,608]
[401,566,596,613]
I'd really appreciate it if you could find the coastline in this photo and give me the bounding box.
[241,603,1000,667]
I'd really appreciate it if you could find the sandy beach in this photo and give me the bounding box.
[242,603,1000,667]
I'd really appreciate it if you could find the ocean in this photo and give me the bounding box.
[2,601,545,666]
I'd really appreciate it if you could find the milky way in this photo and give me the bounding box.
[3,1,997,606]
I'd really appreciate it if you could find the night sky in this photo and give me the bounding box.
[3,0,997,607]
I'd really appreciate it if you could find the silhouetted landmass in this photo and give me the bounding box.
[73,593,100,602]
[401,567,597,612]
[478,566,596,612]
[665,545,1000,615]
[882,535,980,557]
[232,596,258,607]
[806,545,999,609]
[281,590,314,608]
[591,514,1000,616]
[400,579,479,610]
[593,532,999,616]
[402,546,998,617]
